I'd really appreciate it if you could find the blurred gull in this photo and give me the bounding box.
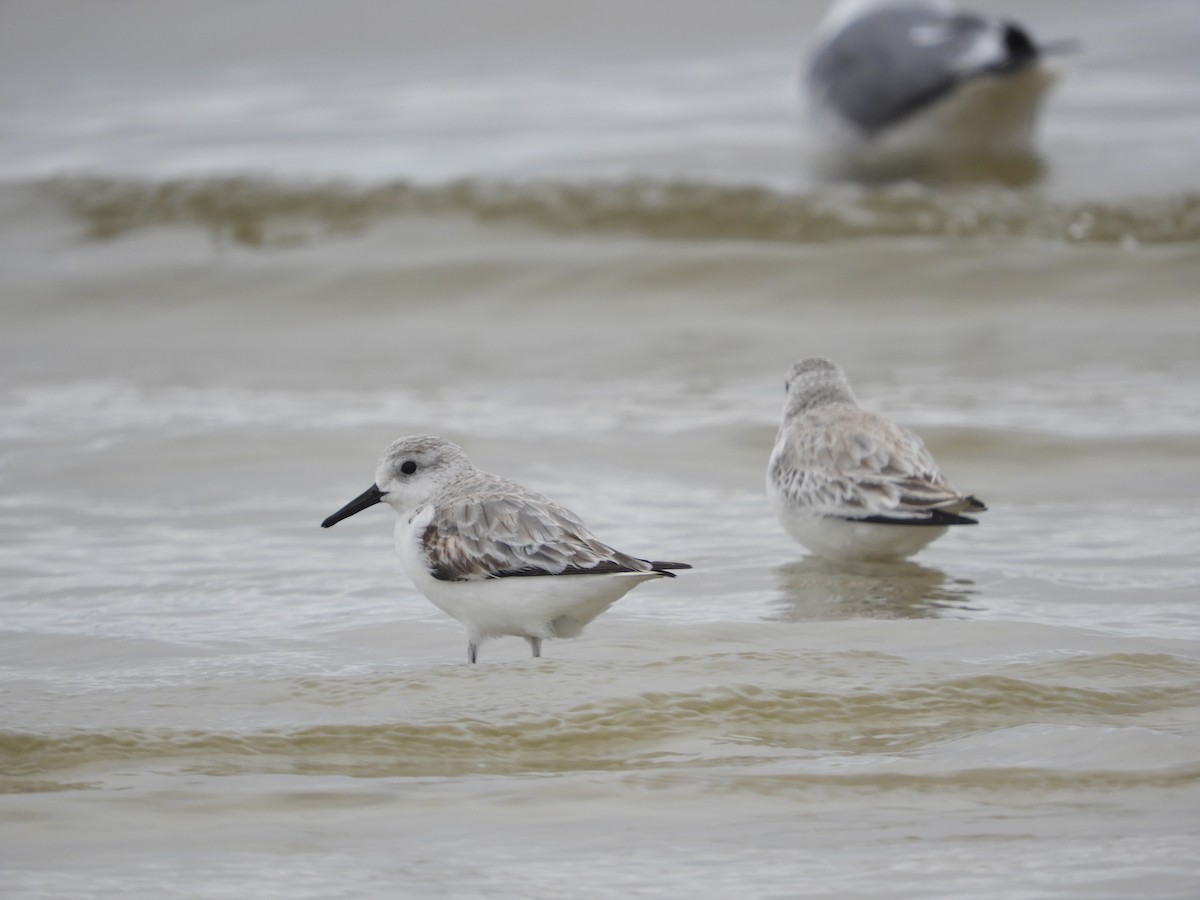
[804,0,1074,181]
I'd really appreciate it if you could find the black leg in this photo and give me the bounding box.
[527,636,542,658]
[467,641,478,664]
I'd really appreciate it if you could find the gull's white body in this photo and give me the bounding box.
[818,67,1056,176]
[767,358,985,562]
[322,435,688,663]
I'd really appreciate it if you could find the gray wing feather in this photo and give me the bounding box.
[772,405,973,520]
[421,487,654,582]
[809,7,1000,134]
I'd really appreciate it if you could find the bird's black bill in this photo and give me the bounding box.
[321,484,385,528]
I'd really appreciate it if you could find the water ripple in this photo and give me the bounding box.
[40,176,1200,247]
[5,672,1196,783]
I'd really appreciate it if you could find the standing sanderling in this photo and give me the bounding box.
[767,357,986,561]
[322,435,691,663]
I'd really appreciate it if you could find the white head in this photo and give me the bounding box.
[321,435,473,527]
[782,357,858,415]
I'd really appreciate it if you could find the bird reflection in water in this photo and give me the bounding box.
[770,556,977,621]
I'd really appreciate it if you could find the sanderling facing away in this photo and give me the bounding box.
[804,0,1075,180]
[767,358,986,562]
[322,436,691,663]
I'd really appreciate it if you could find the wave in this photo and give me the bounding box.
[5,670,1197,785]
[30,176,1200,247]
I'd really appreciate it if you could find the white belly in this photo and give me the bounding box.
[768,488,947,562]
[395,519,658,642]
[886,66,1055,158]
[813,65,1057,180]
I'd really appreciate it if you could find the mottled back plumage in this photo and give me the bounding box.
[418,474,661,581]
[770,403,978,522]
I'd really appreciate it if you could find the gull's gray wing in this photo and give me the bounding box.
[420,488,664,582]
[771,405,984,524]
[808,5,1035,135]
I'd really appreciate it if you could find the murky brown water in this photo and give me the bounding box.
[2,1,1199,897]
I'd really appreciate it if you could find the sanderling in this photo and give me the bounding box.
[767,357,986,561]
[322,435,690,663]
[804,0,1074,180]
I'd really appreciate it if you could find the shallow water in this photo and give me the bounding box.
[2,1,1199,897]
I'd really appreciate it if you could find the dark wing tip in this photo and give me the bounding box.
[943,513,980,526]
[964,495,988,513]
[648,560,692,576]
[487,560,650,579]
[849,510,979,527]
[1002,21,1039,67]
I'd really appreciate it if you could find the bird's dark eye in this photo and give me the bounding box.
[400,460,417,475]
